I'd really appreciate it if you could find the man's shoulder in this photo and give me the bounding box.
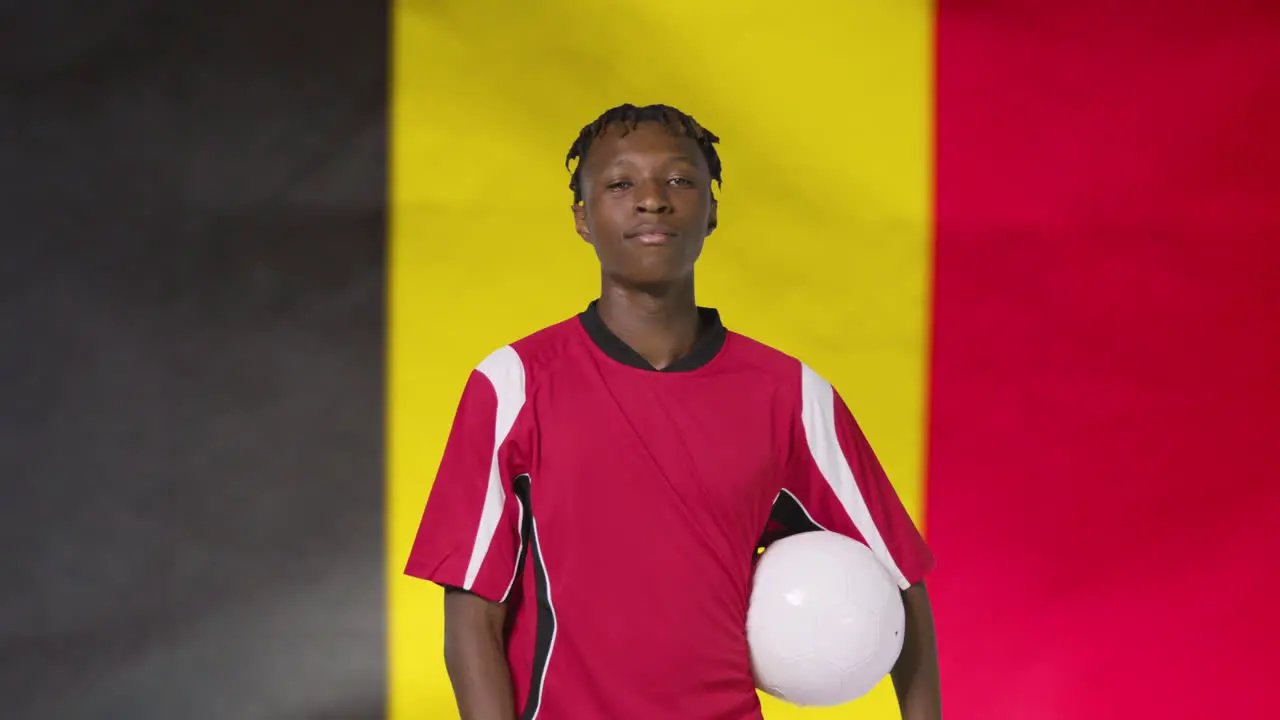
[509,313,582,354]
[723,329,840,397]
[471,314,583,380]
[724,329,806,377]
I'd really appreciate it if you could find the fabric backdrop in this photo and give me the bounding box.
[5,1,1277,719]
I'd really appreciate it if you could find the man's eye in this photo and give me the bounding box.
[606,180,632,191]
[669,177,695,187]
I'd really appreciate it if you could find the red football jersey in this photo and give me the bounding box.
[405,302,935,720]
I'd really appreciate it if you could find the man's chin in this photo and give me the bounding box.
[606,269,695,294]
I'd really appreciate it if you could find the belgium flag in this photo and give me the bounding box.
[7,1,1277,719]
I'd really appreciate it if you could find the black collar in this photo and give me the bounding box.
[578,300,726,372]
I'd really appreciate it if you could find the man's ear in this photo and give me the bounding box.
[572,203,591,243]
[707,197,719,235]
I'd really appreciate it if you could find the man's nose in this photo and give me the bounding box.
[634,178,671,213]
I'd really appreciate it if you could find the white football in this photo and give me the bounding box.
[746,531,906,707]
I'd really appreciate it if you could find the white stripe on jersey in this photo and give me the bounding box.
[463,345,527,590]
[799,363,911,590]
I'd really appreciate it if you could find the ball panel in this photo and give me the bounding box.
[746,531,906,708]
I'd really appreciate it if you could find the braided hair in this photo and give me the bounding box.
[565,104,722,205]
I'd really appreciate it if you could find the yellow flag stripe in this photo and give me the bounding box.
[389,2,933,717]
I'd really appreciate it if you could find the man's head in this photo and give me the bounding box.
[566,104,722,290]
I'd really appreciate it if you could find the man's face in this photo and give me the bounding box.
[573,122,717,288]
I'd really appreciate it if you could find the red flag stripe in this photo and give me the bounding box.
[929,3,1280,718]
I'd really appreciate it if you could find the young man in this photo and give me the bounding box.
[405,104,942,720]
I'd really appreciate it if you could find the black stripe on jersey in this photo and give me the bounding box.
[773,488,826,532]
[755,488,826,557]
[513,474,556,720]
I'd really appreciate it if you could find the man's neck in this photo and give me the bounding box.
[596,280,701,371]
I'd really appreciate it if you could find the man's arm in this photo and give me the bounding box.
[402,351,531,719]
[890,583,942,720]
[781,366,941,717]
[443,588,516,720]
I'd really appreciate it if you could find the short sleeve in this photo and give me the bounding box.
[403,346,529,603]
[778,364,935,590]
